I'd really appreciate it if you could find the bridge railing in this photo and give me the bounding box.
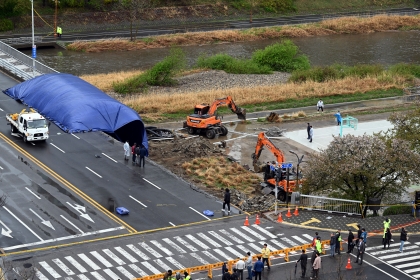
[298,194,363,217]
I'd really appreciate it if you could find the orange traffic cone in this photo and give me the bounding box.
[244,216,250,226]
[255,214,261,225]
[293,206,299,216]
[286,208,292,218]
[345,257,352,270]
[277,213,283,223]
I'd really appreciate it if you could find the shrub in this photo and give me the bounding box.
[260,0,296,13]
[196,53,235,70]
[0,19,13,32]
[382,205,412,216]
[196,53,272,74]
[343,64,384,78]
[389,63,420,78]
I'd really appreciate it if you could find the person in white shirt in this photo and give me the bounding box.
[317,99,324,113]
[123,141,130,161]
[245,252,253,279]
[236,257,246,280]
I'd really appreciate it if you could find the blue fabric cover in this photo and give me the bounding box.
[3,73,148,149]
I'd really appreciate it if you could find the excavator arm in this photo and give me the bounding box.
[252,132,285,169]
[207,96,246,120]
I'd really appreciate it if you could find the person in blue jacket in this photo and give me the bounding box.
[334,111,342,126]
[253,256,264,280]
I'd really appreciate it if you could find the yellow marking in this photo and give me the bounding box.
[300,218,321,226]
[346,222,360,230]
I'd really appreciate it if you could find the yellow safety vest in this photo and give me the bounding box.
[57,27,62,34]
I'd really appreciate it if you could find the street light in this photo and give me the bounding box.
[289,150,304,190]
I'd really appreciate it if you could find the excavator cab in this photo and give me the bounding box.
[192,104,212,118]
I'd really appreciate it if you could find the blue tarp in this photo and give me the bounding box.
[3,73,148,149]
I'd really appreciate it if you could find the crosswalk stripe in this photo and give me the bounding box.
[258,241,278,251]
[366,242,407,251]
[370,246,417,256]
[52,258,75,275]
[140,242,163,258]
[387,255,418,264]
[166,257,185,269]
[209,231,233,246]
[90,271,106,280]
[116,266,135,279]
[413,273,420,278]
[292,235,308,244]
[150,240,173,256]
[404,267,420,274]
[226,247,245,258]
[77,274,90,280]
[186,234,210,250]
[230,228,255,242]
[127,244,150,260]
[154,259,171,271]
[190,253,210,264]
[163,238,187,253]
[129,264,148,277]
[103,249,126,265]
[90,251,113,268]
[77,254,101,270]
[35,268,49,280]
[115,246,138,263]
[103,268,121,279]
[281,237,299,247]
[379,250,420,260]
[252,225,277,238]
[39,261,61,278]
[174,236,198,252]
[197,232,222,248]
[202,250,221,262]
[64,277,74,280]
[214,248,234,260]
[141,261,161,274]
[247,243,263,252]
[237,245,254,254]
[241,226,266,240]
[302,234,314,242]
[220,229,244,244]
[65,256,88,273]
[396,261,420,269]
[270,239,288,249]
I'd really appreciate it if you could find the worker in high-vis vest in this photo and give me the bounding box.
[383,218,392,242]
[56,26,62,38]
[183,271,191,280]
[315,237,322,254]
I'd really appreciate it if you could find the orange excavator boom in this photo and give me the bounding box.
[207,96,246,120]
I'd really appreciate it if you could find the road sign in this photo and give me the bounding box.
[281,163,293,169]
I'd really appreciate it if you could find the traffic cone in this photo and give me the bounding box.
[255,214,261,225]
[277,213,283,223]
[286,208,292,218]
[244,216,249,226]
[345,257,352,270]
[294,206,299,216]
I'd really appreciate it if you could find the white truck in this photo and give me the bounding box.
[6,109,49,142]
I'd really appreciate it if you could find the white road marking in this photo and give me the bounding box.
[173,236,198,252]
[0,166,3,169]
[64,256,88,273]
[270,239,288,249]
[166,257,185,269]
[0,219,12,238]
[77,275,89,280]
[150,240,173,256]
[141,261,161,274]
[103,268,120,279]
[3,227,124,250]
[405,267,420,274]
[169,222,176,226]
[214,248,234,260]
[71,134,80,139]
[35,268,49,280]
[281,237,299,247]
[101,153,117,163]
[258,241,278,251]
[129,195,147,207]
[60,215,84,234]
[103,249,126,265]
[0,108,3,111]
[379,250,420,260]
[370,245,417,255]
[50,143,65,153]
[366,242,405,251]
[78,254,101,270]
[90,251,113,268]
[29,208,55,230]
[220,229,244,244]
[25,187,41,199]
[197,232,221,247]
[388,255,419,264]
[292,235,308,244]
[230,228,254,242]
[3,206,43,241]
[358,252,414,280]
[208,231,233,245]
[154,259,171,271]
[248,243,263,252]
[302,234,315,242]
[66,202,94,223]
[396,261,420,269]
[39,261,61,278]
[52,259,75,275]
[90,271,106,280]
[252,224,277,238]
[186,234,210,250]
[139,242,163,258]
[126,244,150,260]
[163,238,187,254]
[189,207,211,220]
[114,246,138,263]
[202,251,221,262]
[143,178,161,189]
[241,226,266,240]
[116,266,135,279]
[190,253,209,264]
[129,264,148,277]
[31,142,35,146]
[85,167,102,178]
[237,245,254,254]
[225,247,244,258]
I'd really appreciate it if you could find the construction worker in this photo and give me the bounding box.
[384,218,392,242]
[56,26,62,38]
[315,237,322,254]
[335,229,342,255]
[261,244,270,270]
[183,271,191,280]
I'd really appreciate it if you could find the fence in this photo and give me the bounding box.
[297,194,363,217]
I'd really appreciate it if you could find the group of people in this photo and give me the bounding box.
[123,141,148,167]
[162,270,191,280]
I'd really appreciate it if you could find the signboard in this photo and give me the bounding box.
[281,163,293,169]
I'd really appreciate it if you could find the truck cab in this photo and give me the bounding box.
[7,109,49,142]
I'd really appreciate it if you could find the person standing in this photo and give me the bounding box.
[309,126,314,143]
[135,144,140,165]
[296,249,308,278]
[131,142,137,165]
[317,99,324,113]
[329,233,336,257]
[310,252,321,279]
[231,268,239,280]
[56,26,62,38]
[310,250,317,278]
[123,141,130,161]
[357,224,362,239]
[315,237,322,254]
[307,123,311,139]
[236,257,245,280]
[222,188,231,214]
[183,271,191,280]
[222,262,227,276]
[335,229,342,255]
[361,228,367,245]
[245,252,253,280]
[347,229,355,253]
[400,227,408,253]
[253,257,263,280]
[383,228,392,249]
[334,111,342,126]
[355,238,365,265]
[261,244,270,271]
[139,145,148,167]
[222,268,231,280]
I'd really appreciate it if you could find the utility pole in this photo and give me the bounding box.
[54,0,58,37]
[31,0,36,77]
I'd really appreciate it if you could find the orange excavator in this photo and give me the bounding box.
[183,96,246,139]
[252,132,299,201]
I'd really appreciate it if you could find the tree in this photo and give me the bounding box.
[120,0,151,41]
[388,105,420,153]
[302,134,420,216]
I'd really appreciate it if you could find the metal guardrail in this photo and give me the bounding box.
[299,194,363,217]
[0,36,43,44]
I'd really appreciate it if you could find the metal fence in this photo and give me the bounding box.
[298,194,363,217]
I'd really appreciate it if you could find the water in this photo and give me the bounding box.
[23,31,420,75]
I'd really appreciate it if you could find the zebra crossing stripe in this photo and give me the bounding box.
[127,244,150,260]
[258,241,278,251]
[39,261,62,278]
[379,250,420,260]
[202,250,221,262]
[154,259,172,271]
[77,274,90,280]
[370,246,417,256]
[52,258,75,275]
[197,232,222,248]
[114,246,138,263]
[90,251,113,268]
[150,240,174,256]
[140,242,163,258]
[103,249,126,265]
[387,255,418,264]
[302,234,314,242]
[247,243,263,252]
[291,235,308,244]
[270,239,288,249]
[65,256,88,273]
[163,238,187,253]
[129,264,148,277]
[186,234,210,250]
[116,266,135,279]
[366,242,406,251]
[209,231,233,246]
[166,257,185,269]
[413,273,420,278]
[141,261,161,274]
[230,228,255,242]
[77,253,101,270]
[103,268,121,279]
[237,245,253,254]
[404,267,420,274]
[174,236,199,252]
[252,225,277,238]
[241,226,266,240]
[35,268,49,280]
[281,237,299,247]
[225,247,245,258]
[220,229,244,244]
[214,248,234,260]
[396,261,420,269]
[90,271,106,280]
[64,277,74,280]
[190,253,210,264]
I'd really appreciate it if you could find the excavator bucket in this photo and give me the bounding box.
[235,107,246,120]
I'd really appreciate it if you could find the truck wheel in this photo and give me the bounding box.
[187,127,195,135]
[206,129,216,139]
[278,190,287,202]
[11,125,16,134]
[220,126,228,136]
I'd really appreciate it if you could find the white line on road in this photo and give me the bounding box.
[129,195,148,207]
[50,143,65,153]
[143,178,161,189]
[85,167,102,178]
[3,206,43,241]
[364,252,416,279]
[169,222,176,226]
[71,133,80,139]
[60,215,84,234]
[25,187,41,199]
[101,153,117,163]
[30,142,35,146]
[0,166,3,169]
[189,207,211,220]
[0,108,3,111]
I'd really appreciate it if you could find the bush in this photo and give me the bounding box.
[196,53,272,74]
[196,53,235,70]
[382,205,412,216]
[0,19,13,32]
[343,64,384,78]
[252,40,310,72]
[260,0,296,13]
[389,63,420,78]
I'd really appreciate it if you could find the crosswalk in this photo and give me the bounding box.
[32,224,316,280]
[365,241,420,279]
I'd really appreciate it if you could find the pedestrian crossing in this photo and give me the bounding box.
[365,241,420,279]
[32,224,316,280]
